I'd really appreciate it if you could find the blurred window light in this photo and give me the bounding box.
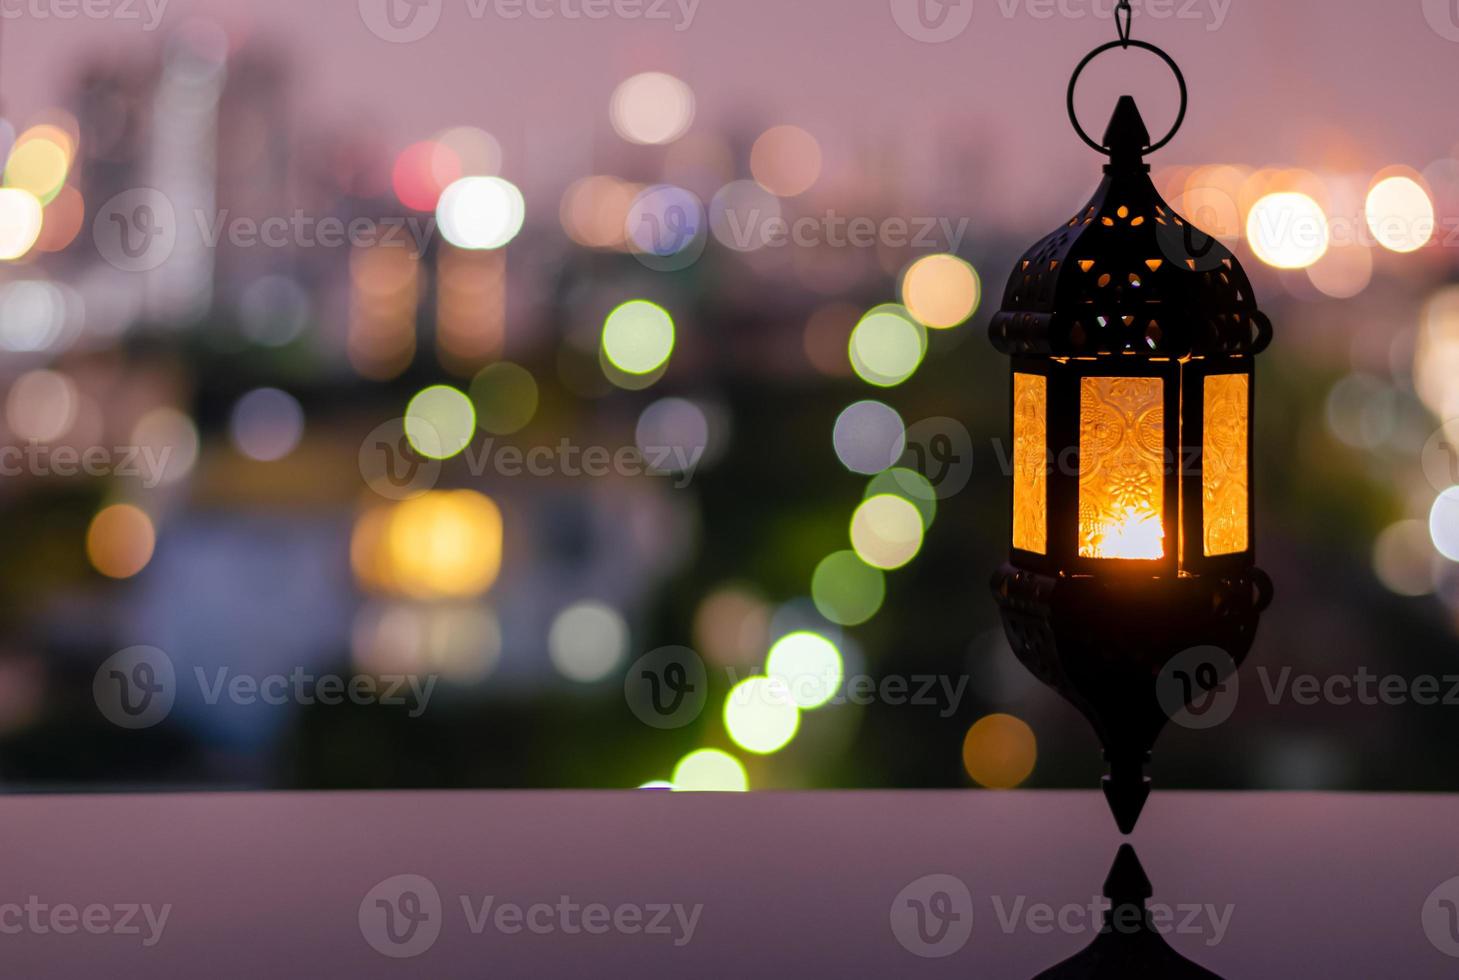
[724,677,801,754]
[766,631,844,709]
[405,385,476,460]
[1365,175,1434,254]
[229,388,305,462]
[437,176,524,250]
[750,125,822,198]
[86,504,156,580]
[833,400,905,475]
[671,749,748,792]
[901,254,981,329]
[548,601,629,683]
[610,72,694,146]
[1246,192,1328,269]
[602,300,675,376]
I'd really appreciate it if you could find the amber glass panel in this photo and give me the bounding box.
[1079,377,1165,560]
[1203,374,1250,556]
[1012,373,1047,554]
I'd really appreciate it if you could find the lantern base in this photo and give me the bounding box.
[991,564,1271,833]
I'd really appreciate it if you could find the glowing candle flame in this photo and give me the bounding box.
[1090,505,1164,560]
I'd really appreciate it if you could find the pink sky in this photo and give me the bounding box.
[2,0,1455,215]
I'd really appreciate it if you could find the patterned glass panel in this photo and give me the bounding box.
[1203,374,1250,556]
[1013,373,1047,554]
[1079,377,1165,560]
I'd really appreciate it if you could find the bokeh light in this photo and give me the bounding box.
[405,385,476,460]
[0,188,44,261]
[437,176,525,250]
[1306,243,1373,300]
[1373,520,1438,597]
[850,494,925,570]
[131,408,201,486]
[6,369,78,443]
[469,362,539,435]
[549,601,629,683]
[724,677,801,754]
[1365,175,1434,253]
[86,504,156,580]
[866,469,937,530]
[5,134,70,204]
[230,388,305,462]
[811,551,886,626]
[671,748,748,792]
[636,398,710,474]
[750,125,822,197]
[962,714,1038,789]
[849,306,926,387]
[901,254,981,329]
[610,72,695,146]
[833,400,905,475]
[602,300,675,376]
[1246,192,1329,269]
[35,185,84,253]
[435,125,502,177]
[0,281,70,353]
[693,586,771,667]
[392,140,460,212]
[353,491,504,600]
[1431,488,1459,562]
[766,630,844,709]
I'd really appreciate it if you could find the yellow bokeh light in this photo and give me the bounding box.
[766,631,843,710]
[724,677,801,754]
[750,125,822,198]
[602,300,675,375]
[353,491,504,600]
[1365,175,1434,254]
[962,714,1037,789]
[86,504,156,580]
[849,307,926,387]
[5,137,70,204]
[610,72,695,146]
[851,494,925,570]
[0,188,44,261]
[1246,192,1328,269]
[902,254,981,329]
[405,385,476,460]
[671,748,748,792]
[1306,243,1373,300]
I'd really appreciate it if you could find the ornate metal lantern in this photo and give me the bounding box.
[990,21,1273,833]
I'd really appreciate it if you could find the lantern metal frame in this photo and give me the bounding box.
[987,31,1274,834]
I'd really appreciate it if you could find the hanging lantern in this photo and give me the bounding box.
[990,14,1273,834]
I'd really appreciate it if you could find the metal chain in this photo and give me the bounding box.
[1115,0,1133,47]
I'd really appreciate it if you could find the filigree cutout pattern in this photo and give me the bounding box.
[1203,374,1249,556]
[1079,377,1165,560]
[1013,373,1047,555]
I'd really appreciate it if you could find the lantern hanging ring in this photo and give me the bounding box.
[1067,38,1187,157]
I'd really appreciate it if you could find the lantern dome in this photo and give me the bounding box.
[990,97,1272,360]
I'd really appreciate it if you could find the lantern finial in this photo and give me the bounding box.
[1102,95,1150,169]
